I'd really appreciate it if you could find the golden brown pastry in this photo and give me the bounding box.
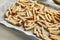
[53,0,60,5]
[4,0,60,40]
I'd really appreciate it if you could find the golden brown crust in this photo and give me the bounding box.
[53,0,60,5]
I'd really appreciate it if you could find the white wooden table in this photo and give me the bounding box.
[0,24,32,40]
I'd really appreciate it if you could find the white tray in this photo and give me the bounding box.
[0,0,60,40]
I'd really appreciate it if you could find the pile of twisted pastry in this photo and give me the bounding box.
[4,0,60,40]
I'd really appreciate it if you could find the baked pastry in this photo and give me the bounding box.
[53,0,60,5]
[4,0,60,40]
